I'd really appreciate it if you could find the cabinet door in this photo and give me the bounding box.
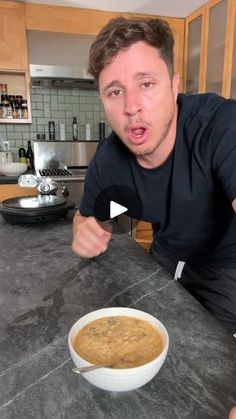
[228,1,236,97]
[0,2,28,70]
[184,7,206,94]
[0,185,36,202]
[205,0,228,94]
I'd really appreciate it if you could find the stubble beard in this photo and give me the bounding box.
[132,115,174,158]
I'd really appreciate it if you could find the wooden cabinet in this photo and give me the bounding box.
[0,2,28,71]
[184,0,236,98]
[205,0,228,94]
[0,184,36,202]
[227,0,236,97]
[184,7,206,93]
[0,2,32,124]
[134,221,153,251]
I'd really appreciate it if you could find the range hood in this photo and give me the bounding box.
[27,30,97,89]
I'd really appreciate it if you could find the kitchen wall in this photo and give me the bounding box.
[0,86,107,160]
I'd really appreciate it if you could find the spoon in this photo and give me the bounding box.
[72,364,112,374]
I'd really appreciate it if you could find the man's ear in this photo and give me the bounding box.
[172,73,180,100]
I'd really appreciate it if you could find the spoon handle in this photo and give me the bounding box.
[72,364,110,374]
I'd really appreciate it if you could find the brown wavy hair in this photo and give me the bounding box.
[88,16,174,86]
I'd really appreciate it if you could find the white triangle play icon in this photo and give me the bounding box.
[110,201,128,219]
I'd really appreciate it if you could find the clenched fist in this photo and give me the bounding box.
[72,212,112,258]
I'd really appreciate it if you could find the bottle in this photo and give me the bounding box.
[85,123,91,141]
[19,146,27,164]
[26,140,34,172]
[72,117,78,141]
[21,100,28,119]
[59,123,65,141]
[49,121,55,141]
[99,121,106,141]
[12,101,18,119]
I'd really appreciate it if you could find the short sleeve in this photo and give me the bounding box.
[211,102,236,202]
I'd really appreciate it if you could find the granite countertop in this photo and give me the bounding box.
[0,216,235,419]
[0,175,19,184]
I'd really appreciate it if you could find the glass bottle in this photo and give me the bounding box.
[72,117,78,141]
[48,121,55,140]
[19,145,27,163]
[26,140,34,172]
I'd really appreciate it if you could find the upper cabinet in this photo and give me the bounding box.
[205,0,228,94]
[184,7,206,93]
[0,2,28,70]
[183,0,236,97]
[228,1,236,97]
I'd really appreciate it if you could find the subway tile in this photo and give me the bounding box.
[7,132,23,141]
[86,96,100,104]
[58,96,65,103]
[0,125,7,132]
[43,103,51,118]
[64,96,75,104]
[43,95,51,103]
[31,94,43,102]
[6,125,15,133]
[58,89,73,96]
[32,110,44,118]
[58,103,72,111]
[65,111,73,119]
[35,88,50,95]
[0,132,7,141]
[36,102,44,110]
[51,110,65,118]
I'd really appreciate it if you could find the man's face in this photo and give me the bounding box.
[99,41,179,168]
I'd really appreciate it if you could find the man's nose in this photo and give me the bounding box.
[124,92,141,116]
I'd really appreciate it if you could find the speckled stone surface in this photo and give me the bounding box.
[0,216,235,419]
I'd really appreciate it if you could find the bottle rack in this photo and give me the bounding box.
[0,70,32,124]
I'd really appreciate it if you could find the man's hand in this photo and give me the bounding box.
[229,407,236,419]
[232,198,236,212]
[72,212,112,258]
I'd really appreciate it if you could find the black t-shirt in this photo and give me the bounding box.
[80,93,236,267]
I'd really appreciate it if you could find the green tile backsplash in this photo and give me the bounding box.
[0,86,108,160]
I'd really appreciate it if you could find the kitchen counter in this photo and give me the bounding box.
[0,216,235,419]
[0,175,19,184]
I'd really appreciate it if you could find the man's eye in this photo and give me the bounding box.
[142,82,153,88]
[109,89,122,97]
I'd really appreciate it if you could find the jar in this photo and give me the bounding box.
[1,84,8,95]
[1,95,9,118]
[17,101,23,119]
[21,100,28,119]
[12,101,18,119]
[7,102,13,119]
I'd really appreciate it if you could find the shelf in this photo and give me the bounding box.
[0,118,31,124]
[0,69,32,124]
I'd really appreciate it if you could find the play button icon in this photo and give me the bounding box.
[110,201,127,218]
[93,185,143,234]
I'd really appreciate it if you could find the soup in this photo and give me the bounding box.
[73,315,163,368]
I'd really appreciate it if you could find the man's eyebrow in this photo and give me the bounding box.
[102,80,121,93]
[134,71,158,79]
[102,72,158,93]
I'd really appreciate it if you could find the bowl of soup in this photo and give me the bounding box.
[68,307,169,392]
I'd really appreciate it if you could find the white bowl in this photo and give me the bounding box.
[68,307,169,392]
[0,162,27,176]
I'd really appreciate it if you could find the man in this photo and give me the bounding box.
[230,407,236,419]
[72,17,236,334]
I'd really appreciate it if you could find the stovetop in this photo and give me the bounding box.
[38,168,72,177]
[36,167,87,182]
